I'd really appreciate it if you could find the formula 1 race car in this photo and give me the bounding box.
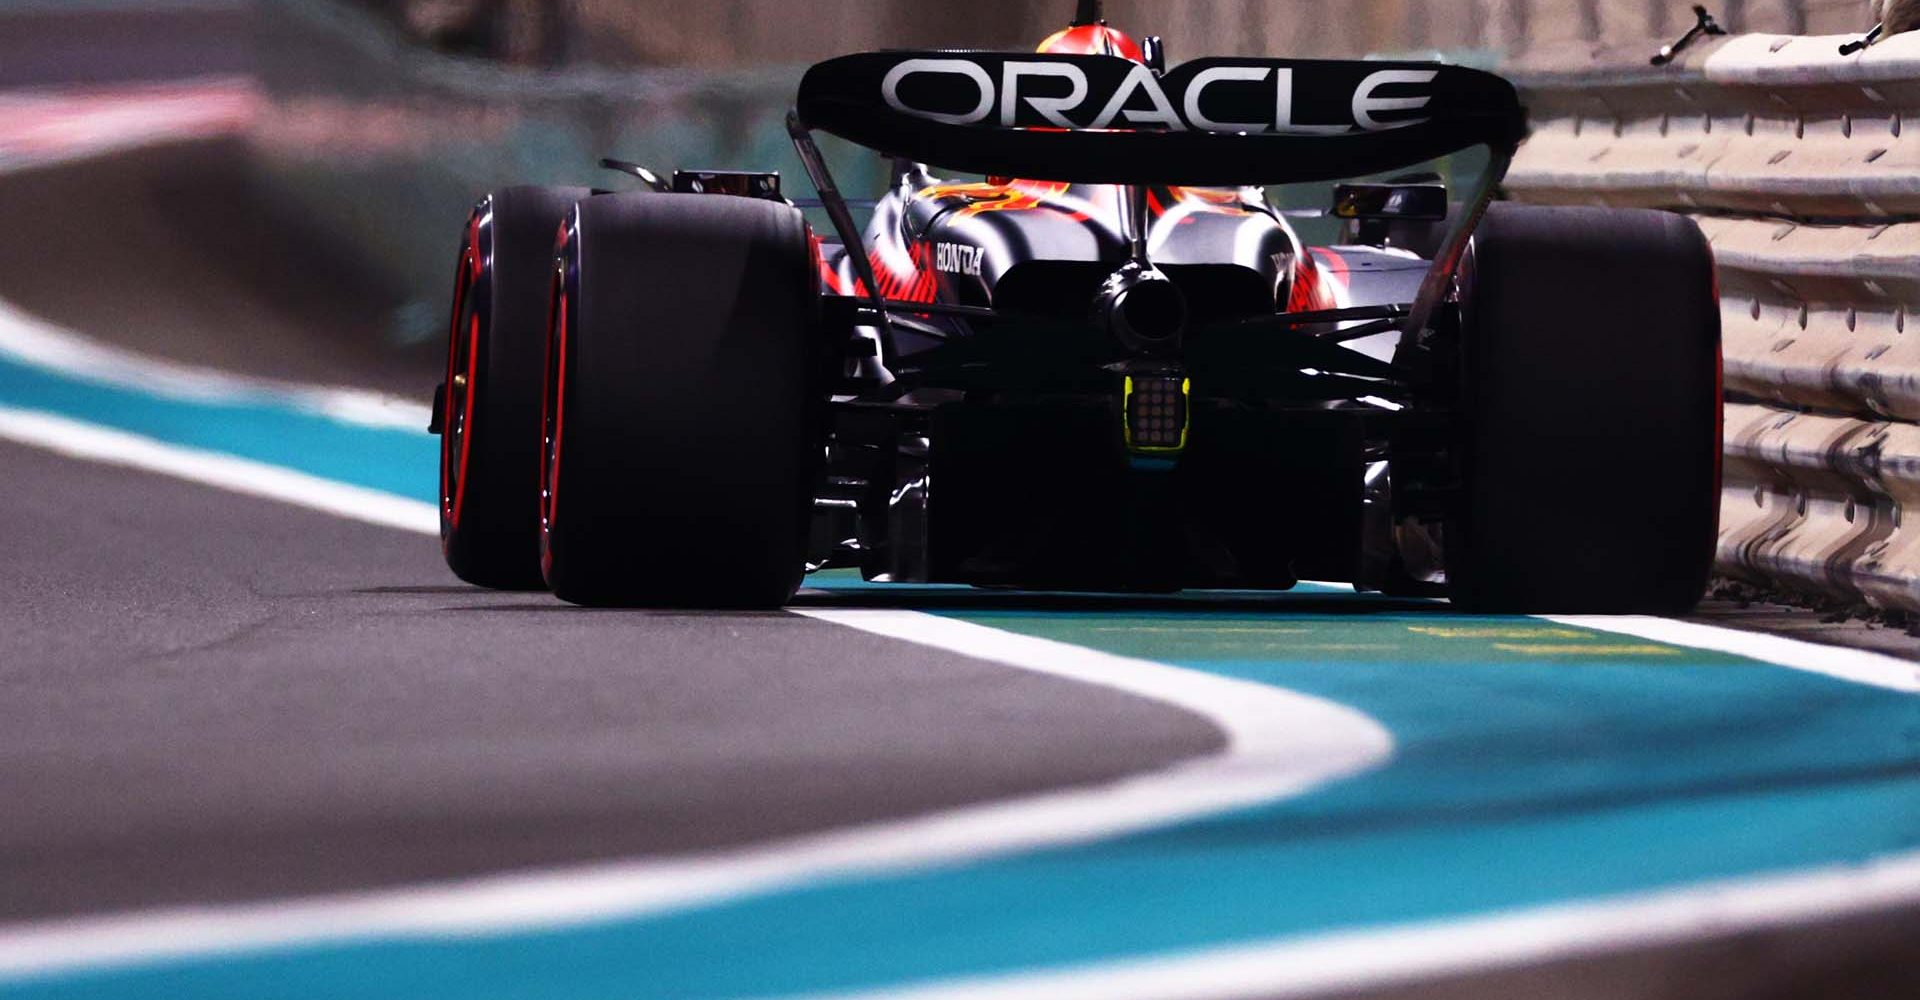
[433,1,1722,613]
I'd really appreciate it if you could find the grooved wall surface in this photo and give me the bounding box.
[1509,30,1920,609]
[368,0,1881,69]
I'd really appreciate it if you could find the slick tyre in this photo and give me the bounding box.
[1447,203,1722,615]
[540,193,822,608]
[439,185,590,590]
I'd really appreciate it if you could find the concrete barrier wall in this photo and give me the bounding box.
[491,0,1875,68]
[1508,30,1920,610]
[252,0,884,345]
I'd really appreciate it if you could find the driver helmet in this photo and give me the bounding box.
[1036,1,1146,61]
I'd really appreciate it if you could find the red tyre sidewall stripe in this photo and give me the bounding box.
[440,211,483,540]
[439,261,464,533]
[449,314,481,528]
[549,291,568,535]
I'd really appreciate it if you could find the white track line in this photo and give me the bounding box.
[796,848,1920,1000]
[0,407,437,536]
[0,613,1394,980]
[0,296,431,432]
[0,77,260,172]
[1552,615,1920,694]
[1318,580,1919,696]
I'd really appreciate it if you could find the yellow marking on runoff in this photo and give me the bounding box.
[1410,627,1591,640]
[1085,626,1313,635]
[1493,643,1683,657]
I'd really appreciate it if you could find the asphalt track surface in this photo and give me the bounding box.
[0,436,1223,922]
[4,10,1920,1000]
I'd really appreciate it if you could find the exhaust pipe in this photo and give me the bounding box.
[1095,261,1188,356]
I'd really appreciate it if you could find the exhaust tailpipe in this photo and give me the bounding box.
[1095,261,1187,356]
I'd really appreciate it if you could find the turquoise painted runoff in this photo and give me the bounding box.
[0,353,436,503]
[3,348,1919,1000]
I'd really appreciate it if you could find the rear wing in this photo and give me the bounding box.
[786,50,1528,366]
[794,52,1526,186]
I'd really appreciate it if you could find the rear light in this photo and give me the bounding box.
[1124,374,1190,455]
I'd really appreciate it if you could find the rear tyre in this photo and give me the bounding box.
[1446,203,1722,615]
[541,193,822,608]
[439,186,590,590]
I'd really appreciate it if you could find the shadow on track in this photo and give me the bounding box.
[792,583,1450,618]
